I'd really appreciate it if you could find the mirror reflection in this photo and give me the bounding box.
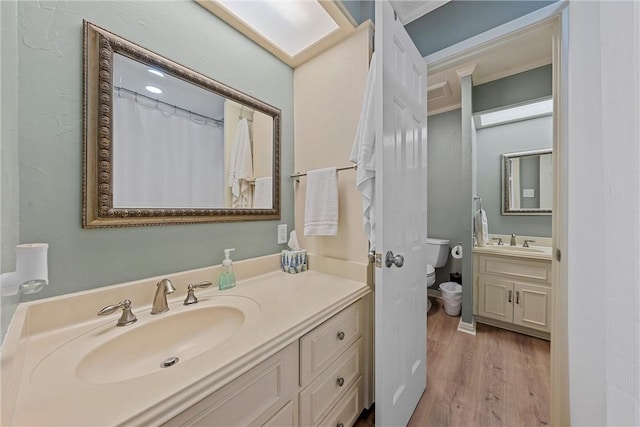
[83,21,280,227]
[502,149,552,215]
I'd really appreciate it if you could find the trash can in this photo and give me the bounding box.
[439,281,462,316]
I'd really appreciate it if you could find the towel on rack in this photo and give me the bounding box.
[474,209,489,247]
[350,52,377,249]
[228,118,253,208]
[253,176,272,208]
[304,167,338,236]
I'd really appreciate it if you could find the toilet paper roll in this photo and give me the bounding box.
[451,245,463,259]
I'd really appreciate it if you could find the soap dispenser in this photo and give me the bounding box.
[218,248,237,290]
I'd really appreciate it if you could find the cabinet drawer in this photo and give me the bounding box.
[300,301,362,386]
[162,342,297,427]
[317,378,362,427]
[299,339,362,426]
[478,255,551,283]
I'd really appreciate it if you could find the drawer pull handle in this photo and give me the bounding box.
[337,423,344,427]
[508,290,512,303]
[337,331,345,341]
[337,377,345,387]
[516,291,520,304]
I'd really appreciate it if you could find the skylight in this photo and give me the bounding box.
[479,98,553,127]
[216,0,339,57]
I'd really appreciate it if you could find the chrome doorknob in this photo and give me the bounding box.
[385,251,404,268]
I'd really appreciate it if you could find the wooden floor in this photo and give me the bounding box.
[356,298,550,427]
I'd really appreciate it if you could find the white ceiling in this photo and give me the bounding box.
[427,23,554,116]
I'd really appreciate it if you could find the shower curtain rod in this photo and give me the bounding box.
[115,86,224,126]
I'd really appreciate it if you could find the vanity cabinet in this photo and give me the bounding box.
[162,342,298,427]
[162,300,365,427]
[473,252,552,339]
[299,301,364,427]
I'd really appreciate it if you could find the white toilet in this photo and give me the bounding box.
[426,237,450,312]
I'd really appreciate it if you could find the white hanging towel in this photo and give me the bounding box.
[253,176,272,208]
[474,209,489,246]
[228,118,253,208]
[349,52,377,250]
[304,167,339,236]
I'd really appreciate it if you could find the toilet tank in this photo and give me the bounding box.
[426,237,450,268]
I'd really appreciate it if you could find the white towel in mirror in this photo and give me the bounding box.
[253,176,272,208]
[228,118,253,208]
[304,167,338,236]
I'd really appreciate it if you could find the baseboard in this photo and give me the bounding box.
[475,316,550,340]
[457,317,477,336]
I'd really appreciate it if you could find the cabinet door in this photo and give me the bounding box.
[513,282,551,332]
[161,343,297,427]
[477,276,514,323]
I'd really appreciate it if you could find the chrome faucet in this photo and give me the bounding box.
[98,299,137,326]
[510,233,517,246]
[151,278,176,314]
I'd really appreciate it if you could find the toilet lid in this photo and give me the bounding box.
[427,265,435,276]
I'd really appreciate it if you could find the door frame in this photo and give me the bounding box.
[423,2,569,424]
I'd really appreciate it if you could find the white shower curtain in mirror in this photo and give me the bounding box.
[113,95,225,208]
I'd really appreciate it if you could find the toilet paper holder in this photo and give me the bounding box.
[451,242,463,259]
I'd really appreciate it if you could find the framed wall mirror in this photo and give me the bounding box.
[83,21,280,228]
[502,148,552,215]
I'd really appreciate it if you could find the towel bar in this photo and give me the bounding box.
[291,165,357,181]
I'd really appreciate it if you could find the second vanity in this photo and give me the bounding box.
[1,254,371,426]
[472,242,552,340]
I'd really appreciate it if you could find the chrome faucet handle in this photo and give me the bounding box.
[98,299,137,326]
[183,281,213,305]
[510,233,517,246]
[523,239,536,248]
[491,237,504,246]
[151,278,176,315]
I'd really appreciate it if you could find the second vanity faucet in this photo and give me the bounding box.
[510,233,517,246]
[151,278,176,314]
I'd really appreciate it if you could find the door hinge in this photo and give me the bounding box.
[375,253,383,268]
[556,248,562,262]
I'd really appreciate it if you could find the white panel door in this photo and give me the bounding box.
[374,1,428,426]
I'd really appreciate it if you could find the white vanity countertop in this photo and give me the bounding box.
[1,266,370,426]
[472,244,552,261]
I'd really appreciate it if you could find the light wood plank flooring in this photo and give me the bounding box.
[356,298,550,427]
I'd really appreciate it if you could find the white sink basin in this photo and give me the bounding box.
[77,306,245,384]
[31,296,260,386]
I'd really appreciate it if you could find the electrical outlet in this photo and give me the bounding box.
[277,224,288,244]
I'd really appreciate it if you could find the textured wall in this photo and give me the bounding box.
[13,1,294,304]
[1,0,21,340]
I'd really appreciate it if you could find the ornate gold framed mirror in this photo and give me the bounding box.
[83,21,280,228]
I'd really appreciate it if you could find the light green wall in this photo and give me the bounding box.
[427,109,464,286]
[476,116,553,237]
[473,64,552,113]
[1,0,21,339]
[12,1,294,307]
